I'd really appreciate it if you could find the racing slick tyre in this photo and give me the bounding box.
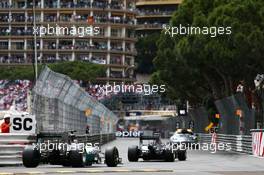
[178,150,187,161]
[62,161,71,167]
[142,155,150,161]
[128,146,139,162]
[22,146,41,168]
[86,161,93,166]
[49,150,61,165]
[69,150,84,167]
[105,147,119,167]
[164,150,175,162]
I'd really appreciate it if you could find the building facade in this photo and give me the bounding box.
[0,0,137,83]
[136,0,182,36]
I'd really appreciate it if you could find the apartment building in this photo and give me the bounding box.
[136,0,182,36]
[0,0,137,83]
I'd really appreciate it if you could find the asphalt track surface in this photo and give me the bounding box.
[0,138,264,175]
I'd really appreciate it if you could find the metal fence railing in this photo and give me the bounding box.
[33,66,118,135]
[198,133,252,154]
[0,133,36,166]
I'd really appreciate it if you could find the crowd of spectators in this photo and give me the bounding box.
[0,1,10,8]
[0,56,26,63]
[0,79,174,112]
[138,21,167,29]
[1,13,134,25]
[0,79,114,111]
[0,0,128,10]
[42,56,57,63]
[0,14,9,22]
[0,55,123,64]
[0,80,31,111]
[0,27,33,36]
[92,57,106,64]
[85,84,113,100]
[11,14,26,22]
[138,8,175,16]
[110,57,122,64]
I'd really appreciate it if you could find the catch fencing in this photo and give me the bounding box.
[215,93,255,135]
[188,107,209,133]
[33,66,117,135]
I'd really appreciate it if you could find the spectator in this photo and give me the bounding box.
[236,81,244,93]
[0,114,11,133]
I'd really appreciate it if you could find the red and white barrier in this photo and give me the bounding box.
[0,133,36,166]
[211,132,217,144]
[251,129,264,157]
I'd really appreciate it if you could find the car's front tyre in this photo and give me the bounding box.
[68,150,83,167]
[128,145,139,162]
[178,150,187,161]
[164,150,175,162]
[105,147,119,167]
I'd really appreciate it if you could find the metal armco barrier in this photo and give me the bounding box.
[251,129,264,157]
[198,133,252,154]
[0,133,115,166]
[0,133,36,166]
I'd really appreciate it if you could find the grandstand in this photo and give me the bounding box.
[0,80,31,111]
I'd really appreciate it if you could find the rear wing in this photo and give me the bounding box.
[140,135,160,140]
[139,131,160,140]
[37,130,80,143]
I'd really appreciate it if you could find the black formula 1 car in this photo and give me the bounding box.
[22,131,121,168]
[128,133,187,162]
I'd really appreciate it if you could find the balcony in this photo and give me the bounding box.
[0,1,11,8]
[0,56,26,63]
[110,57,122,65]
[136,0,182,6]
[60,0,74,8]
[11,14,26,22]
[0,14,9,22]
[137,9,174,18]
[136,23,166,30]
[44,0,58,8]
[0,42,8,50]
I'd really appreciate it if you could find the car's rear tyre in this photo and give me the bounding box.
[69,150,83,167]
[86,161,93,166]
[164,150,175,162]
[142,155,149,161]
[62,161,71,167]
[49,150,61,165]
[128,146,138,162]
[22,146,41,168]
[105,147,119,167]
[178,150,187,161]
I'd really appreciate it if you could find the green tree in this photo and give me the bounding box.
[135,33,160,74]
[153,0,264,106]
[0,61,106,82]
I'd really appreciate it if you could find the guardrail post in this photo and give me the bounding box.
[236,135,243,152]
